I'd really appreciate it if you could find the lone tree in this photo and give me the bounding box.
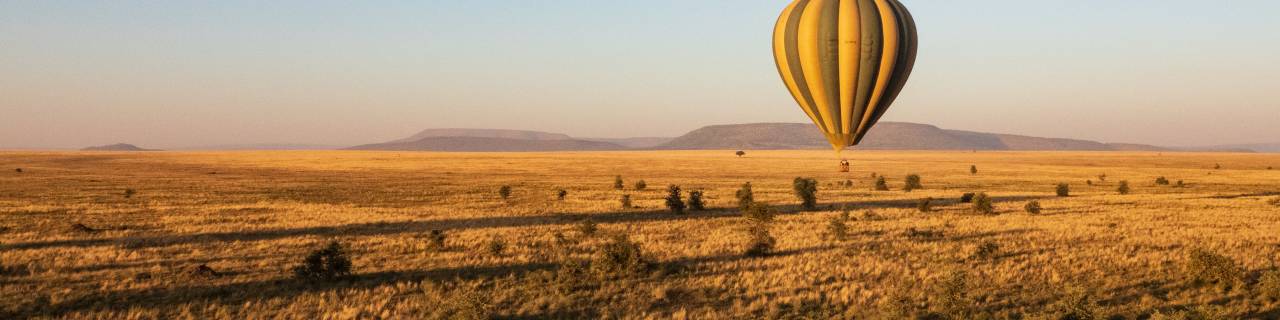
[735,182,755,210]
[904,174,923,192]
[293,241,353,281]
[793,177,819,210]
[1056,183,1070,197]
[970,165,978,175]
[688,190,706,211]
[614,175,624,190]
[1117,181,1131,195]
[665,185,686,214]
[874,176,890,191]
[736,150,746,158]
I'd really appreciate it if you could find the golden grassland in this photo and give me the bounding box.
[0,150,1278,319]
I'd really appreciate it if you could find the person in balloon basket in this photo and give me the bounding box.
[840,159,851,173]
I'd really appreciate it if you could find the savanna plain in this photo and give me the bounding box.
[1,150,1278,319]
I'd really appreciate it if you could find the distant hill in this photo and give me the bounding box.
[174,143,342,151]
[581,137,675,149]
[347,136,626,152]
[390,129,573,144]
[81,143,159,151]
[1189,143,1280,153]
[658,122,1170,151]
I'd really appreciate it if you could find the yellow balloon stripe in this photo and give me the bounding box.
[772,1,822,129]
[837,0,860,136]
[858,0,900,135]
[796,0,838,134]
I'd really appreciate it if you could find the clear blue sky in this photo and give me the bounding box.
[2,1,1278,149]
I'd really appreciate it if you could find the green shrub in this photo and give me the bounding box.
[485,236,507,256]
[1185,248,1243,291]
[960,193,976,203]
[576,219,598,237]
[743,203,777,257]
[1260,269,1280,302]
[665,185,685,214]
[825,213,849,241]
[874,176,890,191]
[936,270,973,318]
[904,174,923,192]
[688,190,705,211]
[426,230,447,251]
[1175,180,1185,188]
[793,177,819,210]
[620,194,632,209]
[735,182,754,210]
[556,188,568,200]
[1036,285,1104,320]
[634,180,647,190]
[917,197,934,213]
[292,241,353,281]
[1117,181,1130,195]
[614,175,624,190]
[124,188,137,198]
[1056,183,1070,197]
[972,193,994,214]
[972,241,1000,260]
[1155,177,1170,185]
[498,186,512,200]
[970,165,978,175]
[1024,201,1042,214]
[591,234,648,278]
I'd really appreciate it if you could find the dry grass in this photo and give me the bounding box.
[0,150,1278,319]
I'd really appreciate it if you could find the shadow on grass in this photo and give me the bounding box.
[3,195,1051,252]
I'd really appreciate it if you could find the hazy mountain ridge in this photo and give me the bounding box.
[81,143,160,152]
[338,123,1265,152]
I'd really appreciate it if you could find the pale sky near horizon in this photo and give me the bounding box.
[2,1,1278,149]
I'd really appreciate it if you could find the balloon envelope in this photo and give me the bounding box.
[772,0,918,151]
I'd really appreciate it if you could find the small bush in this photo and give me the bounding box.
[485,236,507,256]
[743,203,777,257]
[124,188,137,198]
[1259,269,1280,302]
[1214,163,1222,170]
[1155,177,1170,185]
[688,190,705,211]
[1056,183,1070,197]
[1024,201,1042,214]
[292,241,353,281]
[14,168,21,173]
[843,180,854,188]
[1175,180,1185,188]
[793,177,819,210]
[665,185,685,214]
[555,188,567,200]
[825,213,849,241]
[620,194,632,209]
[1037,285,1104,320]
[936,270,973,318]
[1117,181,1130,195]
[591,234,648,278]
[735,182,754,210]
[917,197,934,213]
[576,219,598,237]
[426,230,447,251]
[874,176,889,191]
[972,241,1000,260]
[634,180,647,190]
[736,150,746,157]
[972,193,994,214]
[960,193,975,203]
[1185,248,1243,291]
[904,174,923,192]
[970,165,978,175]
[614,175,624,189]
[498,186,512,200]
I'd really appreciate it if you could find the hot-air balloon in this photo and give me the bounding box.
[772,0,917,172]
